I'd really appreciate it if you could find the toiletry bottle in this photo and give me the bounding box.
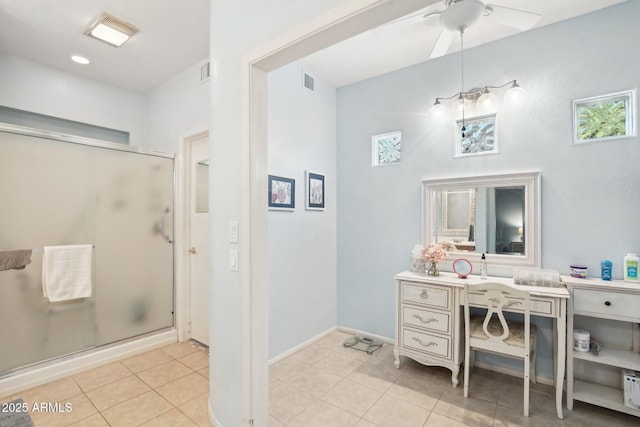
[601,260,612,281]
[623,253,639,282]
[480,253,487,279]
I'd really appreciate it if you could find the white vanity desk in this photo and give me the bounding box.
[394,270,569,419]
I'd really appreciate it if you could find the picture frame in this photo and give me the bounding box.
[305,171,325,211]
[572,89,636,144]
[455,114,497,157]
[371,131,402,166]
[268,175,295,211]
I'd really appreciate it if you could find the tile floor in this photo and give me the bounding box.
[0,340,210,426]
[268,330,639,427]
[2,330,639,426]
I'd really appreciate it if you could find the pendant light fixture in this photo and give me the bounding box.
[429,0,526,129]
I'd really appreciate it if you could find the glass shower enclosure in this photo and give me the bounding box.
[0,126,175,375]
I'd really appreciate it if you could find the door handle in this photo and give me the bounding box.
[189,247,197,254]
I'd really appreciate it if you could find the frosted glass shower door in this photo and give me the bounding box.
[0,129,174,374]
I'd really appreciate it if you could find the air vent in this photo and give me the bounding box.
[85,13,138,47]
[302,71,315,93]
[200,62,211,82]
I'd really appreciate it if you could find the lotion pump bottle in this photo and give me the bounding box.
[480,253,488,279]
[624,253,639,282]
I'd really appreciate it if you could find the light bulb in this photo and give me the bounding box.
[453,96,475,118]
[430,100,448,119]
[505,82,527,107]
[477,91,498,113]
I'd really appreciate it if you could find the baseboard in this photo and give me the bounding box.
[337,326,394,345]
[473,360,553,386]
[268,326,337,365]
[0,329,177,397]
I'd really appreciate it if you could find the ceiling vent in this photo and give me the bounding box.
[302,70,315,93]
[85,13,139,47]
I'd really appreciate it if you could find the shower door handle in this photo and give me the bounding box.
[189,247,197,254]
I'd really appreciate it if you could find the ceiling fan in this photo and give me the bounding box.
[424,0,541,58]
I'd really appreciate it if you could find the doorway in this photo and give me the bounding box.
[187,132,210,345]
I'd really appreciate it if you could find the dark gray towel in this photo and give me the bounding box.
[0,249,33,271]
[0,398,35,427]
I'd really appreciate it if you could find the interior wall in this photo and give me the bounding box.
[267,62,338,359]
[336,1,640,380]
[146,58,211,153]
[0,53,148,146]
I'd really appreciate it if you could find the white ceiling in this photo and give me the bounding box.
[0,0,210,93]
[0,1,626,93]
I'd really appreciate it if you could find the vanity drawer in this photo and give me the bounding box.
[402,306,450,334]
[401,282,450,310]
[401,327,451,360]
[573,288,640,321]
[467,292,556,317]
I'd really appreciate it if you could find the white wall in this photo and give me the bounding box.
[336,1,640,380]
[267,62,337,359]
[0,53,148,146]
[146,59,211,153]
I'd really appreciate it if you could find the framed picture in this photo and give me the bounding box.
[572,89,636,144]
[372,131,402,166]
[455,114,497,157]
[268,175,295,211]
[305,171,325,211]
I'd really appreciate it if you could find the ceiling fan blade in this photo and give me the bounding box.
[486,5,541,31]
[430,28,454,58]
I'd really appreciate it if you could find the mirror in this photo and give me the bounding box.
[195,160,209,213]
[422,172,541,268]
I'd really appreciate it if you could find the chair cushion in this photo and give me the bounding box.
[469,315,537,347]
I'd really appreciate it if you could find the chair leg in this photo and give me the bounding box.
[524,353,530,417]
[530,336,537,384]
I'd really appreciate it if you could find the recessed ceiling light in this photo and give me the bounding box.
[85,13,138,47]
[71,55,90,65]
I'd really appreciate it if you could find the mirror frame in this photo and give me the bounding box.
[422,171,541,269]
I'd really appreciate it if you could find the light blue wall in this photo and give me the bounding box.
[268,63,337,359]
[336,1,640,380]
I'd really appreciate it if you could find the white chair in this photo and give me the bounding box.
[463,282,537,417]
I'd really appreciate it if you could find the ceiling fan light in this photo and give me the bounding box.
[440,0,485,31]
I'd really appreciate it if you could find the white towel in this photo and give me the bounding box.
[42,244,93,302]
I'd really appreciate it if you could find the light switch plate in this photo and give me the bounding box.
[229,249,239,271]
[229,221,238,243]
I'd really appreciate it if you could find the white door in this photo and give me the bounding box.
[189,135,210,345]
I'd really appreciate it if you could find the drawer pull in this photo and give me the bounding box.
[420,290,429,299]
[605,301,611,306]
[412,314,438,324]
[412,337,438,348]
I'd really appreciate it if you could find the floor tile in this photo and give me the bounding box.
[161,341,200,359]
[29,393,98,427]
[136,360,194,389]
[67,413,110,426]
[73,362,132,392]
[269,356,312,382]
[424,411,471,427]
[287,399,360,427]
[269,381,315,423]
[17,376,83,406]
[313,351,363,377]
[363,394,431,427]
[85,375,150,411]
[433,390,496,427]
[101,390,172,427]
[321,378,382,417]
[139,408,198,426]
[121,349,173,374]
[155,372,208,407]
[287,366,343,398]
[178,393,211,426]
[179,350,209,371]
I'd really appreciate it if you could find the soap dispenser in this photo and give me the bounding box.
[480,253,488,279]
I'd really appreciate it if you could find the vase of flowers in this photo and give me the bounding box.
[422,242,456,276]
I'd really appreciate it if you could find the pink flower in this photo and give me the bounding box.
[422,242,457,264]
